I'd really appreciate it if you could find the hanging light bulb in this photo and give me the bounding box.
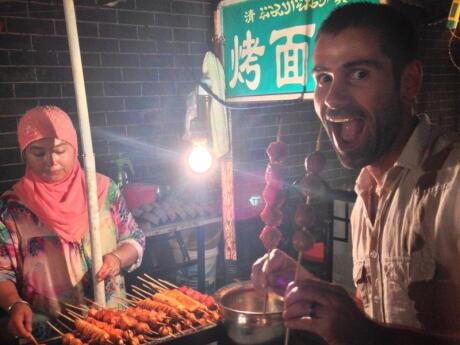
[188,138,213,174]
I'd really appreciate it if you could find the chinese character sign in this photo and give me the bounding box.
[219,0,381,100]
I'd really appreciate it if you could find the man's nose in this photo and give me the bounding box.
[324,78,348,110]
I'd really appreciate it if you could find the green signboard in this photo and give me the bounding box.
[218,0,381,101]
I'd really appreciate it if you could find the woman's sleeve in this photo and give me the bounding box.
[110,182,146,272]
[0,219,18,283]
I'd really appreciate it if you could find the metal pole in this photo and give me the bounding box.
[62,0,105,306]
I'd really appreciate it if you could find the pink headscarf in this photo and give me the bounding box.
[12,106,109,243]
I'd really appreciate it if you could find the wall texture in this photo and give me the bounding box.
[0,0,459,198]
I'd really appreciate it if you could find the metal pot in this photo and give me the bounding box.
[215,281,285,345]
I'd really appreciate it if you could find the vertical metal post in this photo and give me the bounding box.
[63,0,105,306]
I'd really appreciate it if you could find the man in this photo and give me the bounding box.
[252,3,460,344]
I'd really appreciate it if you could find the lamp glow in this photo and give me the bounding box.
[188,141,212,174]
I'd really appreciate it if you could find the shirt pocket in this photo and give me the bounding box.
[353,262,371,308]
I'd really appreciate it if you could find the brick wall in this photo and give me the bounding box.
[417,23,460,129]
[0,0,213,193]
[0,0,459,197]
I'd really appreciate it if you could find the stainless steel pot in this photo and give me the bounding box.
[215,280,285,345]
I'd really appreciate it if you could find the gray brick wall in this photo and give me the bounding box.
[0,0,213,192]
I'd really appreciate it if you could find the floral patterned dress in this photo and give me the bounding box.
[0,180,145,339]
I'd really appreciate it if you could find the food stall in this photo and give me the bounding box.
[17,0,363,344]
[2,0,457,344]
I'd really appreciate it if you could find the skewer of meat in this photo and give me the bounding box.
[177,285,218,310]
[285,128,327,345]
[83,307,158,338]
[259,123,288,315]
[161,289,219,322]
[141,276,218,313]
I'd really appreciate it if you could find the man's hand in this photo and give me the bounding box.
[8,302,33,339]
[96,253,122,282]
[284,279,376,345]
[251,249,315,296]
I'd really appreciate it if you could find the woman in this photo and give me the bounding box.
[0,106,145,342]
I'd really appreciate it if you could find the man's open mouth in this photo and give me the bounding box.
[326,115,366,152]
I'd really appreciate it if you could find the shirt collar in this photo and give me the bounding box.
[394,114,433,170]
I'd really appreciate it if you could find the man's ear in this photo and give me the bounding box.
[400,59,423,104]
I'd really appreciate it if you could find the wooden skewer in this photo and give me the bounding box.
[132,288,150,300]
[262,249,273,315]
[67,309,84,319]
[83,297,104,308]
[58,311,76,323]
[284,252,303,345]
[133,286,153,299]
[137,276,159,291]
[158,278,178,289]
[113,295,137,306]
[152,279,169,290]
[116,300,130,309]
[55,318,73,332]
[64,303,88,312]
[29,333,40,345]
[143,273,169,291]
[125,292,141,302]
[46,321,63,336]
[142,273,159,284]
[262,288,269,314]
[147,280,168,292]
[142,283,157,293]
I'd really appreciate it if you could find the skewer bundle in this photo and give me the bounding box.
[48,276,220,345]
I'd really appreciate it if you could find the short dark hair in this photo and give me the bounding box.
[317,3,418,82]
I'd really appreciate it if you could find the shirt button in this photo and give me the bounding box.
[370,251,379,259]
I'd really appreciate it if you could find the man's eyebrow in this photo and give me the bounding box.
[312,59,383,73]
[312,65,327,73]
[343,59,383,69]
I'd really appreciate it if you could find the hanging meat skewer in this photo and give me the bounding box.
[259,121,287,251]
[292,127,328,253]
[285,128,328,345]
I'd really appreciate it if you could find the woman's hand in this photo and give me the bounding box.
[251,249,315,296]
[96,253,122,282]
[284,279,375,345]
[8,301,33,339]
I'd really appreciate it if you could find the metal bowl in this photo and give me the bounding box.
[215,280,285,345]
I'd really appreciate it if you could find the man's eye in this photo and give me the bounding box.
[352,70,368,80]
[316,73,332,84]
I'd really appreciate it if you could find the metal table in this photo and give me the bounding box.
[142,216,222,292]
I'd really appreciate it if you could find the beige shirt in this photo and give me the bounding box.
[351,116,460,331]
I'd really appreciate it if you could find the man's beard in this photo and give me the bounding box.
[330,98,404,170]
